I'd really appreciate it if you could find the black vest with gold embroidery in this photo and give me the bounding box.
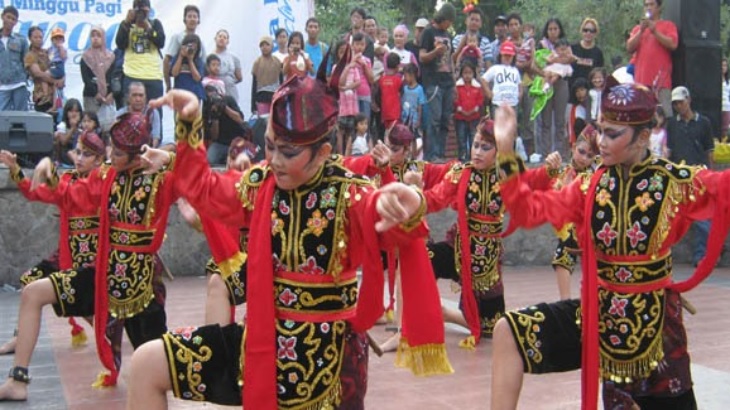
[454,163,504,292]
[238,159,373,409]
[590,157,702,383]
[106,168,166,318]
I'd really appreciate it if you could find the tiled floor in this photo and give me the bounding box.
[1,265,730,409]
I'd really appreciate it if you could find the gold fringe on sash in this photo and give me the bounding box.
[293,380,342,410]
[458,335,477,350]
[217,251,247,279]
[600,335,664,384]
[108,289,154,319]
[395,337,454,376]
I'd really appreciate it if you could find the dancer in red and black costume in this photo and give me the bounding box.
[125,68,452,409]
[490,76,730,410]
[0,131,106,355]
[0,111,182,401]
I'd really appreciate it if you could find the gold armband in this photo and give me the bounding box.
[546,165,562,179]
[47,163,59,189]
[163,152,176,172]
[175,114,204,149]
[399,187,427,232]
[497,153,521,179]
[10,166,24,184]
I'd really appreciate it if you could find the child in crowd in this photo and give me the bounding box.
[170,33,205,100]
[379,53,403,130]
[566,78,590,146]
[251,35,282,116]
[522,22,536,40]
[283,31,313,79]
[272,28,288,64]
[351,32,374,123]
[337,42,360,154]
[81,111,101,136]
[542,38,574,90]
[456,32,483,73]
[588,67,606,121]
[54,98,83,167]
[370,47,386,140]
[454,62,484,161]
[376,27,391,54]
[202,54,226,96]
[48,27,67,106]
[400,64,426,159]
[482,41,521,114]
[390,25,419,70]
[650,105,669,158]
[346,113,372,156]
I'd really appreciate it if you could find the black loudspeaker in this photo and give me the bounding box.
[0,111,54,154]
[665,0,723,137]
[664,0,720,42]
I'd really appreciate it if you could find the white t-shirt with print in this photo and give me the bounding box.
[482,64,521,106]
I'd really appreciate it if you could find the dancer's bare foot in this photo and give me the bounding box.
[0,337,17,355]
[0,378,28,401]
[379,331,401,353]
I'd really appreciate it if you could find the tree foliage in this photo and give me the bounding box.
[314,0,436,44]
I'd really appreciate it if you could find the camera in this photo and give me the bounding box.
[205,93,227,119]
[441,39,449,46]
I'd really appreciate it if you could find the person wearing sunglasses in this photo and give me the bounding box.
[570,17,605,89]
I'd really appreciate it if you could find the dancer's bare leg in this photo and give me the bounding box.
[442,304,468,329]
[554,266,572,300]
[0,335,16,355]
[0,270,32,355]
[205,274,231,326]
[379,270,402,353]
[0,278,58,401]
[126,339,172,410]
[490,318,524,410]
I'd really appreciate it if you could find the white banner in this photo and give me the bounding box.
[2,0,313,128]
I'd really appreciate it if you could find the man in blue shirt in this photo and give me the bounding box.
[304,17,328,76]
[0,6,29,111]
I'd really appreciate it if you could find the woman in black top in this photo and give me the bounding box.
[570,17,604,87]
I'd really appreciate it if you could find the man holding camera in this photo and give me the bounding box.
[115,0,165,105]
[203,85,247,165]
[626,0,677,115]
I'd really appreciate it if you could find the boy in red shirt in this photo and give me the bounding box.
[453,61,484,161]
[379,53,403,129]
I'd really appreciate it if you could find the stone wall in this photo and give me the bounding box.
[1,168,727,286]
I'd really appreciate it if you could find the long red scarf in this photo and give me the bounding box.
[455,167,482,344]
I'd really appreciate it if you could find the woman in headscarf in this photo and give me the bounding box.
[80,25,115,118]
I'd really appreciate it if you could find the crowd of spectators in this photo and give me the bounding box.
[0,0,725,167]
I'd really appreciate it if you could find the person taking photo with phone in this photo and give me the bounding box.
[626,0,677,115]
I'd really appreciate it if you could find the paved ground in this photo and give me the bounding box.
[1,265,729,409]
